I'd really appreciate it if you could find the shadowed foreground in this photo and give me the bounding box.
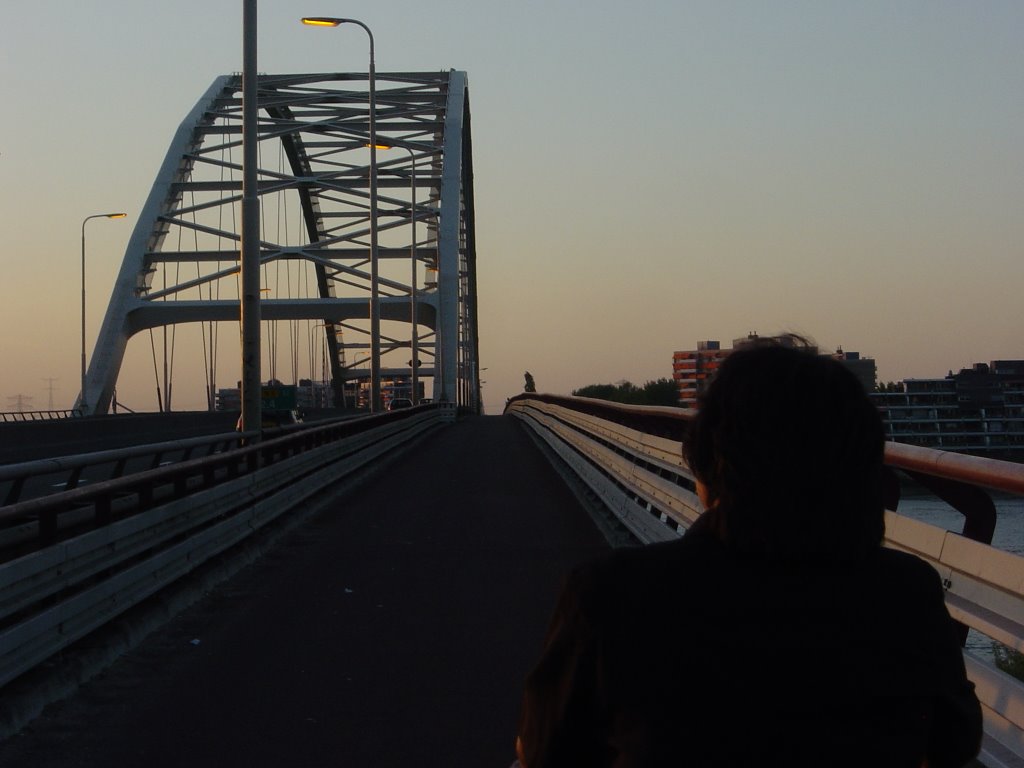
[0,415,610,767]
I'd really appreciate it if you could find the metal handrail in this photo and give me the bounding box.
[507,392,1024,525]
[885,441,1024,496]
[0,431,243,483]
[0,405,441,545]
[0,409,393,507]
[0,410,80,423]
[0,431,246,507]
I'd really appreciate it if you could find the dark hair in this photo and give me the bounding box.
[682,335,885,559]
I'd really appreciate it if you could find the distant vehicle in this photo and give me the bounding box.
[264,408,304,426]
[388,398,413,411]
[235,409,304,431]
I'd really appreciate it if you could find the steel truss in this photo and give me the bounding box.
[82,71,479,415]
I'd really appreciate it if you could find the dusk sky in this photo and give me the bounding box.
[1,1,1022,415]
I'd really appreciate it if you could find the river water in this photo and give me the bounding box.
[896,490,1024,555]
[895,488,1024,659]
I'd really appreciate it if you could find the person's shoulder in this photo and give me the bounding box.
[574,527,720,589]
[870,546,947,603]
[559,533,718,633]
[875,545,940,578]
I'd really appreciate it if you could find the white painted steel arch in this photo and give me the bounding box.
[82,71,479,414]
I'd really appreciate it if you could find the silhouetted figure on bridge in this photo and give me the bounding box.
[516,336,981,767]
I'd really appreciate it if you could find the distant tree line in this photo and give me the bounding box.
[874,381,905,393]
[572,378,679,407]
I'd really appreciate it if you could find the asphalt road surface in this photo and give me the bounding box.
[0,415,610,767]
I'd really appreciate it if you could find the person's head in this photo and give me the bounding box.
[682,335,885,559]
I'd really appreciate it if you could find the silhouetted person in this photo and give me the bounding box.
[516,337,981,767]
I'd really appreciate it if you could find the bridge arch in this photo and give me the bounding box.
[83,71,479,414]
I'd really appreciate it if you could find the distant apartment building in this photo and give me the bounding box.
[672,334,876,408]
[672,340,728,409]
[870,360,1024,458]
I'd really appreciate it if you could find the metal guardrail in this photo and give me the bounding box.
[506,393,1024,768]
[0,410,80,423]
[0,431,247,506]
[0,403,454,693]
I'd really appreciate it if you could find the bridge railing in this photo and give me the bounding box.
[506,393,1024,768]
[0,403,454,709]
[0,410,80,423]
[0,431,247,507]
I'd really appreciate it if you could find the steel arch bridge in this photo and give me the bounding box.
[81,70,479,415]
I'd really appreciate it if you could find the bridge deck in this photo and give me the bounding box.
[0,416,611,767]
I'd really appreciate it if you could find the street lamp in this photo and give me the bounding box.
[302,16,382,412]
[80,212,127,413]
[241,0,262,438]
[373,141,419,404]
[308,322,329,407]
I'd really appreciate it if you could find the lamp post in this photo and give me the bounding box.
[308,322,328,407]
[80,212,127,413]
[372,142,419,404]
[302,16,381,412]
[241,0,262,437]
